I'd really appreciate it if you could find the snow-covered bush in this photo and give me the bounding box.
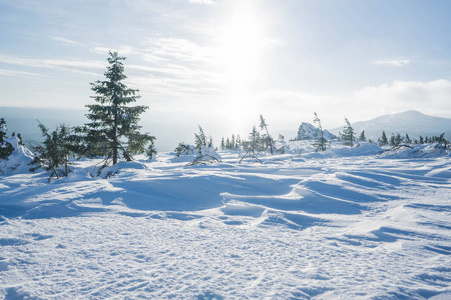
[29,122,73,182]
[187,145,222,166]
[0,145,34,175]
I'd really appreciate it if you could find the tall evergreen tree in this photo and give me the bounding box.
[340,117,356,146]
[82,51,155,166]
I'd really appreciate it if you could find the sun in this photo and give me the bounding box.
[218,2,267,133]
[220,3,265,88]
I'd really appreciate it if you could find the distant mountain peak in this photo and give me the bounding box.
[331,111,451,140]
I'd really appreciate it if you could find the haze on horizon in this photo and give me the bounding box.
[1,0,450,150]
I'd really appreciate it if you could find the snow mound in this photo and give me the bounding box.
[0,145,33,175]
[378,143,450,159]
[99,160,148,178]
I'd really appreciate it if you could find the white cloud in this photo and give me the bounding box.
[188,0,214,4]
[354,79,451,117]
[0,55,105,77]
[0,68,48,78]
[374,59,411,67]
[52,36,79,45]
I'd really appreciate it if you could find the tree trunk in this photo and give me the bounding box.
[113,107,118,165]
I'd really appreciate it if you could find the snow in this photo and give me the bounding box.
[4,136,20,150]
[0,145,33,175]
[0,141,450,299]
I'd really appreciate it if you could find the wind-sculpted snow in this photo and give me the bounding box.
[0,142,450,299]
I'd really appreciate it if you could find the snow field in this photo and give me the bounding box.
[0,142,450,299]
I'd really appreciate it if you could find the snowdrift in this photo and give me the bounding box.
[0,140,450,299]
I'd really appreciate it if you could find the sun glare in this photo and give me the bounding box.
[221,4,265,87]
[219,2,267,133]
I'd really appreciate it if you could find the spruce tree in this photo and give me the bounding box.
[359,130,366,142]
[82,51,155,166]
[259,114,274,154]
[0,118,13,159]
[340,117,356,146]
[404,133,411,144]
[395,133,402,146]
[194,125,207,153]
[312,112,329,152]
[389,134,396,146]
[249,126,260,155]
[30,122,72,182]
[379,131,388,146]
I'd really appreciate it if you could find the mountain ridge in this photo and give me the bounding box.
[330,110,451,140]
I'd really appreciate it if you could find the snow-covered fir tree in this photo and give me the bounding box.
[30,122,73,182]
[259,114,274,154]
[404,133,412,144]
[0,118,13,160]
[379,131,388,146]
[340,117,356,147]
[312,112,330,152]
[194,125,207,154]
[248,126,260,155]
[79,51,155,166]
[395,133,402,146]
[358,130,366,142]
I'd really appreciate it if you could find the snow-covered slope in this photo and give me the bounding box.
[331,110,451,140]
[0,142,450,299]
[296,122,338,140]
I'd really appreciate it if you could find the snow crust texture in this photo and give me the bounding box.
[0,142,450,299]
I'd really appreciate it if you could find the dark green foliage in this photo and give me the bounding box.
[194,125,207,153]
[0,118,13,159]
[419,136,424,144]
[404,133,411,144]
[340,118,356,147]
[359,130,366,142]
[248,126,260,155]
[389,134,395,146]
[80,51,155,166]
[395,133,402,146]
[312,112,330,152]
[259,114,274,154]
[379,131,388,146]
[30,121,72,182]
[146,139,157,160]
[174,143,194,157]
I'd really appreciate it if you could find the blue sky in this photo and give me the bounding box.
[0,0,450,147]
